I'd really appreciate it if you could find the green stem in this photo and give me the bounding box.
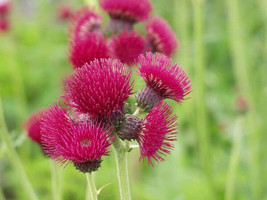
[113,137,131,200]
[0,98,38,200]
[227,0,262,198]
[192,0,214,194]
[50,160,63,200]
[225,117,243,200]
[86,173,98,200]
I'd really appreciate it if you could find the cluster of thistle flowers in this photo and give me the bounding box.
[68,0,178,69]
[24,0,191,173]
[24,52,191,172]
[0,0,11,32]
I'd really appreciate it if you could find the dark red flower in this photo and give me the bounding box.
[57,4,73,21]
[100,0,152,23]
[110,31,145,65]
[146,17,178,57]
[24,109,46,145]
[136,52,192,111]
[138,102,178,166]
[64,58,133,120]
[41,102,114,172]
[0,0,10,14]
[68,32,109,69]
[68,6,102,41]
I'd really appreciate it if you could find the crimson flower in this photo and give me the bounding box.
[146,17,178,57]
[100,0,152,23]
[24,109,46,145]
[68,32,109,69]
[118,102,178,166]
[41,102,114,173]
[110,31,145,65]
[68,6,102,41]
[136,52,192,111]
[64,58,133,124]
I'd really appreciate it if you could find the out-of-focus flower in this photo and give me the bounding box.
[101,0,152,34]
[146,17,178,57]
[24,109,46,145]
[68,6,102,41]
[118,102,178,166]
[136,52,191,112]
[57,4,73,21]
[110,31,145,65]
[68,32,109,69]
[0,0,11,32]
[64,58,133,125]
[235,97,249,114]
[41,102,114,173]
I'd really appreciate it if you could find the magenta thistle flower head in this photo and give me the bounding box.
[100,0,152,23]
[136,52,192,112]
[138,102,178,166]
[118,101,178,166]
[110,31,145,65]
[68,6,102,41]
[68,32,109,69]
[146,17,178,57]
[24,110,46,145]
[64,58,133,124]
[41,102,114,173]
[0,0,10,14]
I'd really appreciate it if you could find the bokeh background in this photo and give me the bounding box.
[0,0,266,199]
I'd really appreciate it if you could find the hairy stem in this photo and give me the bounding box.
[225,117,243,200]
[86,173,98,200]
[0,98,38,200]
[113,137,131,200]
[50,161,63,200]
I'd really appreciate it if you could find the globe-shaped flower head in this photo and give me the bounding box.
[110,31,145,65]
[136,52,192,112]
[68,6,103,41]
[24,109,46,145]
[146,17,178,57]
[118,102,178,166]
[64,58,133,126]
[68,32,109,69]
[41,102,114,173]
[101,0,152,34]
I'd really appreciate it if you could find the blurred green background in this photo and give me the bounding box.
[0,0,266,199]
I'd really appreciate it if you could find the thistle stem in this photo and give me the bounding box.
[192,0,214,195]
[225,117,243,200]
[133,107,140,117]
[86,173,98,200]
[0,98,38,200]
[113,137,131,200]
[0,185,6,200]
[50,160,63,200]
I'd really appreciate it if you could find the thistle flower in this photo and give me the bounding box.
[68,6,102,41]
[68,32,109,69]
[146,17,178,57]
[41,102,114,173]
[118,102,178,166]
[0,0,10,14]
[100,0,152,23]
[64,58,133,125]
[101,0,152,34]
[110,31,145,65]
[235,97,249,114]
[136,52,191,112]
[24,110,46,145]
[57,4,73,21]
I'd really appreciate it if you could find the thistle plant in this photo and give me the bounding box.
[22,0,191,199]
